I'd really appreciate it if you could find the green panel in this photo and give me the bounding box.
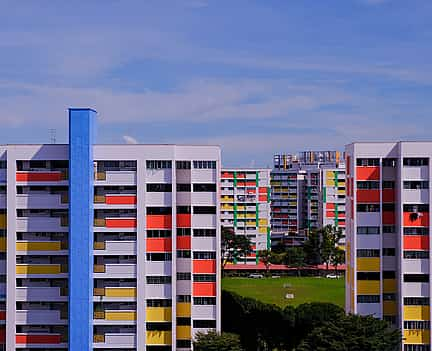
[234,203,237,227]
[267,227,271,249]
[234,171,237,187]
[255,251,259,265]
[335,170,338,187]
[334,203,339,227]
[267,187,271,203]
[256,171,259,184]
[323,187,326,203]
[256,203,259,225]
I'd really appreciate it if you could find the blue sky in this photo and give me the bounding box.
[0,0,431,167]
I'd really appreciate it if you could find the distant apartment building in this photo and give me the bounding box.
[220,169,271,264]
[0,108,221,350]
[271,151,345,247]
[345,142,432,351]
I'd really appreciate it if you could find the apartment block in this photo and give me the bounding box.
[345,142,432,351]
[220,169,271,264]
[0,108,221,350]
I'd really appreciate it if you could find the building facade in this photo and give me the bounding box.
[345,142,432,351]
[220,169,271,264]
[0,108,221,350]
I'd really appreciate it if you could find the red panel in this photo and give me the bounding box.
[351,199,354,219]
[338,221,346,226]
[258,187,267,194]
[16,172,61,182]
[338,213,346,218]
[105,195,136,205]
[383,211,395,225]
[246,189,256,194]
[236,174,246,179]
[177,236,191,250]
[147,215,172,229]
[258,194,267,202]
[245,181,256,187]
[193,282,216,296]
[356,189,380,203]
[403,212,429,227]
[146,238,172,252]
[326,210,335,218]
[221,172,234,179]
[356,166,380,181]
[16,334,61,344]
[193,260,216,273]
[346,177,350,196]
[0,328,4,343]
[326,203,335,210]
[237,181,246,187]
[346,156,350,176]
[105,218,137,228]
[177,214,191,228]
[382,189,395,203]
[0,311,5,320]
[404,236,430,250]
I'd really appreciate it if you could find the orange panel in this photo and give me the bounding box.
[105,195,137,205]
[338,213,346,218]
[403,212,429,227]
[177,214,191,228]
[16,334,61,344]
[16,172,61,182]
[326,203,335,210]
[326,210,335,218]
[237,181,246,187]
[356,189,380,203]
[245,181,256,187]
[339,221,346,226]
[221,172,234,179]
[237,174,246,179]
[383,212,395,225]
[258,187,267,194]
[147,215,172,229]
[382,189,395,203]
[258,195,267,202]
[193,260,216,273]
[147,238,172,252]
[193,282,216,296]
[105,218,136,228]
[404,235,430,250]
[356,166,380,181]
[246,189,256,194]
[177,236,191,250]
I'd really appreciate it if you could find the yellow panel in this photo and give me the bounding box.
[404,306,430,320]
[246,221,256,226]
[326,179,335,186]
[383,301,397,315]
[338,189,345,195]
[105,311,136,321]
[146,307,172,322]
[176,326,191,340]
[259,227,267,234]
[357,280,380,294]
[0,237,5,252]
[383,279,397,293]
[146,331,172,345]
[105,287,136,297]
[16,241,61,251]
[0,214,5,229]
[356,258,380,272]
[403,330,430,344]
[16,264,61,274]
[176,303,191,317]
[259,219,268,225]
[237,206,245,211]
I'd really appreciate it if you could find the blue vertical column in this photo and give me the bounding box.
[68,108,97,350]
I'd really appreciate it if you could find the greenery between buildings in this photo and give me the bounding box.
[194,330,244,351]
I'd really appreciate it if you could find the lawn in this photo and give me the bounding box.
[222,276,345,308]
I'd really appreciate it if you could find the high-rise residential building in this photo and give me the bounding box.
[0,108,221,351]
[270,151,344,247]
[220,169,271,264]
[345,142,432,351]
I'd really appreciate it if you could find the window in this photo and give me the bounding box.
[356,158,380,166]
[404,251,429,259]
[146,276,172,284]
[193,251,216,260]
[176,161,191,169]
[177,340,192,348]
[177,250,191,259]
[382,181,395,189]
[147,230,171,238]
[146,322,172,331]
[193,229,216,237]
[193,274,216,282]
[383,293,396,301]
[147,207,172,215]
[146,160,172,169]
[357,272,380,280]
[383,248,395,256]
[357,226,380,235]
[383,315,397,325]
[177,272,191,280]
[404,297,430,305]
[404,274,429,283]
[404,321,430,330]
[404,181,429,190]
[177,295,191,303]
[193,319,216,328]
[193,183,216,192]
[193,297,216,305]
[404,345,431,351]
[177,228,191,236]
[357,204,380,212]
[177,206,191,214]
[147,299,172,307]
[357,249,380,258]
[382,203,395,211]
[403,158,428,167]
[146,253,172,261]
[383,271,396,279]
[383,226,396,234]
[193,161,216,169]
[404,227,429,235]
[382,158,397,167]
[177,317,191,326]
[357,295,380,303]
[147,183,172,192]
[193,206,216,214]
[404,204,429,212]
[357,181,379,189]
[177,183,191,192]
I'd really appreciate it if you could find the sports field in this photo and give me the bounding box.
[222,276,345,307]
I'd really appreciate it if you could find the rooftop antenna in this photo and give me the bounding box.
[49,129,57,144]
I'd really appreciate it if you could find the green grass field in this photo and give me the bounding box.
[222,276,345,308]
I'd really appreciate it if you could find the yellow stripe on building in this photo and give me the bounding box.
[356,258,380,272]
[146,331,172,345]
[146,307,172,322]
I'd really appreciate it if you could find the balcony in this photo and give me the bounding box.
[93,333,136,348]
[16,310,66,325]
[16,264,67,277]
[94,287,136,301]
[94,241,136,255]
[146,331,172,345]
[16,241,63,253]
[146,307,172,322]
[16,217,68,232]
[94,171,136,185]
[94,218,137,230]
[93,310,136,323]
[16,171,68,183]
[16,287,67,302]
[93,264,136,278]
[16,333,65,346]
[16,194,68,209]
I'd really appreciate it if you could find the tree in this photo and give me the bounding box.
[284,246,306,276]
[320,225,343,271]
[330,247,345,274]
[194,330,244,351]
[221,226,253,276]
[303,229,321,265]
[297,314,401,351]
[258,250,272,276]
